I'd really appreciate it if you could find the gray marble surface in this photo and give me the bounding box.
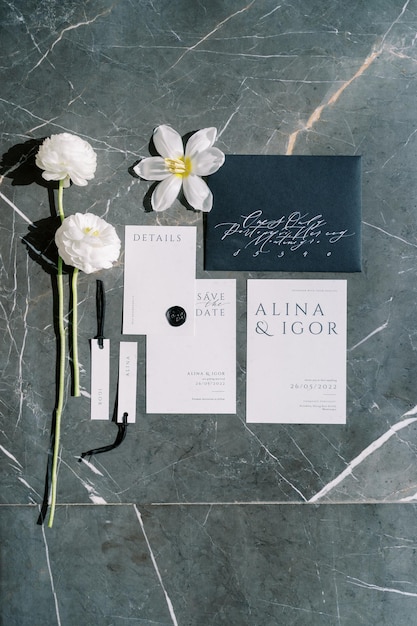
[2,0,417,623]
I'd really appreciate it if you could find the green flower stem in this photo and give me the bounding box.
[57,179,65,221]
[48,180,66,528]
[48,254,65,528]
[58,179,81,397]
[72,267,80,397]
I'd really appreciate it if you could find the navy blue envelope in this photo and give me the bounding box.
[204,155,361,272]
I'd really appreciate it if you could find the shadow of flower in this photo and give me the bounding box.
[0,138,52,187]
[21,216,71,275]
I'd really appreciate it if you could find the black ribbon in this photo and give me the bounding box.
[79,412,128,460]
[95,279,105,348]
[80,279,129,458]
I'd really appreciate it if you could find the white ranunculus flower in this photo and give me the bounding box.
[55,213,121,274]
[36,132,97,188]
[134,125,225,212]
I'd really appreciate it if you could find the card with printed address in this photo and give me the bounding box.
[123,225,196,336]
[146,279,236,414]
[246,279,346,424]
[204,155,361,272]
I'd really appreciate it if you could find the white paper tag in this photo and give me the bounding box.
[117,341,138,423]
[90,339,110,420]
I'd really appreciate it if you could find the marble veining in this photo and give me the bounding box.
[2,0,417,623]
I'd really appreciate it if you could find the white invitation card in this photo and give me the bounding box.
[146,279,236,414]
[247,279,346,424]
[123,225,196,336]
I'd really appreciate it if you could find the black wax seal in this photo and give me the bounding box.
[166,305,187,327]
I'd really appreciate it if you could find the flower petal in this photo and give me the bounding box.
[153,125,183,159]
[191,147,225,176]
[183,175,213,212]
[69,172,89,186]
[134,157,171,181]
[185,127,217,160]
[41,171,71,187]
[151,175,182,212]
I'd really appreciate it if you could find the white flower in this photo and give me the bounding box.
[55,213,121,274]
[36,133,97,188]
[134,125,225,212]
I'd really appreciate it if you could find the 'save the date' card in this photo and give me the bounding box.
[146,279,236,414]
[246,279,346,424]
[204,155,361,272]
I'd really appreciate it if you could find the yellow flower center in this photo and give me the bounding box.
[83,227,100,236]
[164,156,192,178]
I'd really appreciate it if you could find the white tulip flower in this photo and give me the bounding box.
[134,125,225,212]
